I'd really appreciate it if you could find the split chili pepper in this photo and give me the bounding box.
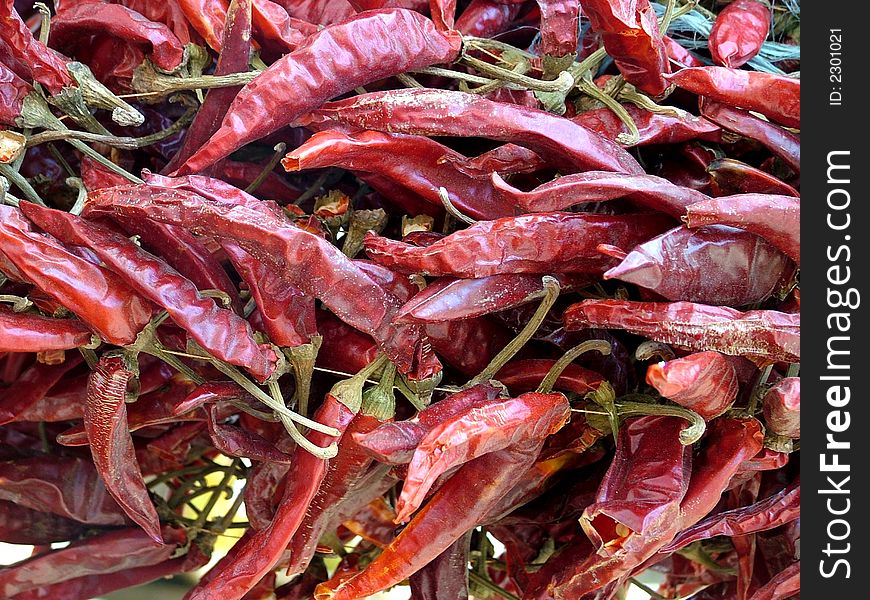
[580,0,670,95]
[0,205,153,345]
[22,203,278,383]
[456,0,522,38]
[491,170,710,217]
[708,0,771,68]
[305,88,644,174]
[564,300,800,364]
[0,354,83,424]
[176,8,462,174]
[603,225,795,306]
[84,354,162,543]
[762,377,800,438]
[666,67,800,129]
[645,351,739,420]
[185,356,386,600]
[363,212,675,277]
[0,309,95,353]
[683,194,800,264]
[707,158,799,197]
[0,3,73,94]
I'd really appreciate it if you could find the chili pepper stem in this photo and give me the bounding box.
[329,354,389,413]
[438,187,475,225]
[468,571,520,600]
[466,276,561,387]
[0,163,47,206]
[536,340,612,393]
[360,361,397,420]
[462,55,575,94]
[341,209,388,258]
[132,61,259,96]
[616,401,706,445]
[285,337,322,418]
[65,62,145,127]
[244,143,287,194]
[635,340,676,362]
[577,79,640,145]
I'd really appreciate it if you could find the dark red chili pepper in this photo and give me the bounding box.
[176,9,462,174]
[0,59,30,125]
[575,103,723,146]
[536,0,580,60]
[564,300,800,364]
[0,499,91,546]
[426,318,512,376]
[0,4,73,94]
[709,0,770,68]
[762,377,799,438]
[666,67,800,129]
[315,307,378,374]
[603,225,795,306]
[22,203,279,383]
[364,212,674,277]
[0,309,95,353]
[205,403,294,463]
[581,0,670,95]
[684,194,800,264]
[707,158,800,197]
[115,0,194,45]
[251,0,315,54]
[85,355,162,542]
[495,358,604,395]
[491,170,710,217]
[409,531,472,600]
[176,0,228,50]
[456,0,522,38]
[306,88,644,174]
[0,205,153,345]
[645,351,738,420]
[0,354,82,424]
[747,560,799,600]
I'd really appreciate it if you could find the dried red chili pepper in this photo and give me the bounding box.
[176,0,228,50]
[85,354,162,542]
[409,531,472,600]
[604,225,795,306]
[747,560,799,600]
[205,404,294,463]
[645,351,738,420]
[0,354,82,424]
[762,377,799,438]
[0,59,30,125]
[0,309,95,353]
[0,4,73,94]
[0,499,91,546]
[565,300,800,364]
[707,158,799,197]
[364,212,674,277]
[536,0,580,61]
[315,307,379,374]
[0,205,153,345]
[306,88,644,174]
[456,0,522,37]
[576,103,722,146]
[114,0,194,45]
[663,35,705,67]
[22,203,278,383]
[684,194,800,264]
[177,9,462,174]
[580,0,669,95]
[251,0,316,54]
[666,67,800,129]
[496,358,604,395]
[709,0,770,68]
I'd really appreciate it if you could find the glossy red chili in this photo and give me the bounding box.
[645,351,739,420]
[709,0,771,68]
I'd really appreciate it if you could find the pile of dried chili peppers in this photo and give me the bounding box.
[0,0,799,598]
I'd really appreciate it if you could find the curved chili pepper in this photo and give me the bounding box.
[0,353,83,424]
[747,560,800,600]
[645,351,738,420]
[0,205,153,345]
[684,194,800,264]
[663,35,705,67]
[176,0,228,50]
[205,403,294,463]
[115,0,194,45]
[0,59,30,125]
[396,392,570,521]
[251,0,315,54]
[0,309,94,353]
[762,377,799,438]
[491,170,710,217]
[85,355,162,542]
[603,225,794,306]
[707,158,799,197]
[581,0,669,95]
[177,9,462,174]
[709,0,770,68]
[666,67,800,129]
[564,300,800,364]
[364,212,674,277]
[700,100,800,174]
[52,2,186,73]
[0,499,90,546]
[0,4,73,94]
[574,103,723,146]
[495,358,604,395]
[426,318,512,376]
[22,204,278,383]
[456,0,522,37]
[306,88,644,174]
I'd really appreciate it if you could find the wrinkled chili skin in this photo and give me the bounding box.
[666,67,800,129]
[574,103,722,147]
[645,351,738,420]
[0,499,90,546]
[176,0,227,51]
[707,158,799,197]
[536,0,580,59]
[0,309,94,353]
[0,59,30,125]
[456,0,521,38]
[564,300,800,364]
[762,377,800,438]
[409,531,472,600]
[0,4,72,94]
[709,0,770,68]
[177,9,462,174]
[364,212,674,278]
[0,355,83,425]
[747,560,799,600]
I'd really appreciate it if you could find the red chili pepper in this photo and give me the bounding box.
[251,0,315,54]
[0,309,95,353]
[114,0,195,45]
[495,358,604,395]
[0,58,30,125]
[22,203,279,383]
[0,205,153,345]
[662,35,705,67]
[645,351,738,420]
[0,4,73,94]
[762,376,799,438]
[176,9,461,174]
[0,353,83,424]
[276,0,355,24]
[536,0,580,59]
[0,499,91,546]
[575,103,723,146]
[364,212,674,277]
[176,0,228,50]
[306,88,644,174]
[456,0,522,38]
[708,0,770,68]
[747,560,799,600]
[409,531,472,600]
[707,158,799,197]
[581,0,670,95]
[85,355,162,542]
[666,67,800,129]
[684,194,800,264]
[603,225,795,306]
[205,403,294,463]
[315,307,379,373]
[564,300,800,364]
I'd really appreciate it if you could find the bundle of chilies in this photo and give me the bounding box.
[0,0,799,599]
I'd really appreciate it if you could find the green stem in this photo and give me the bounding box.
[67,178,88,215]
[659,0,677,35]
[0,294,33,312]
[462,55,574,93]
[537,340,612,394]
[577,79,639,145]
[0,164,46,206]
[616,400,706,445]
[284,336,322,418]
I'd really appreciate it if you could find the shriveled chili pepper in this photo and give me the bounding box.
[205,403,294,463]
[0,353,82,424]
[709,0,770,68]
[707,158,799,197]
[409,531,472,600]
[0,205,153,345]
[176,0,228,50]
[645,351,738,420]
[536,0,580,63]
[0,499,91,546]
[341,496,399,548]
[496,358,604,396]
[251,0,316,54]
[565,300,800,364]
[22,203,278,382]
[0,309,95,353]
[580,0,669,95]
[666,67,800,129]
[762,377,799,438]
[491,170,710,217]
[747,560,799,600]
[306,88,644,174]
[604,225,795,306]
[114,0,194,45]
[576,103,722,146]
[0,3,73,94]
[364,212,674,277]
[663,35,705,67]
[456,0,522,37]
[0,59,30,125]
[177,9,462,174]
[684,194,800,264]
[316,307,378,374]
[84,354,162,542]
